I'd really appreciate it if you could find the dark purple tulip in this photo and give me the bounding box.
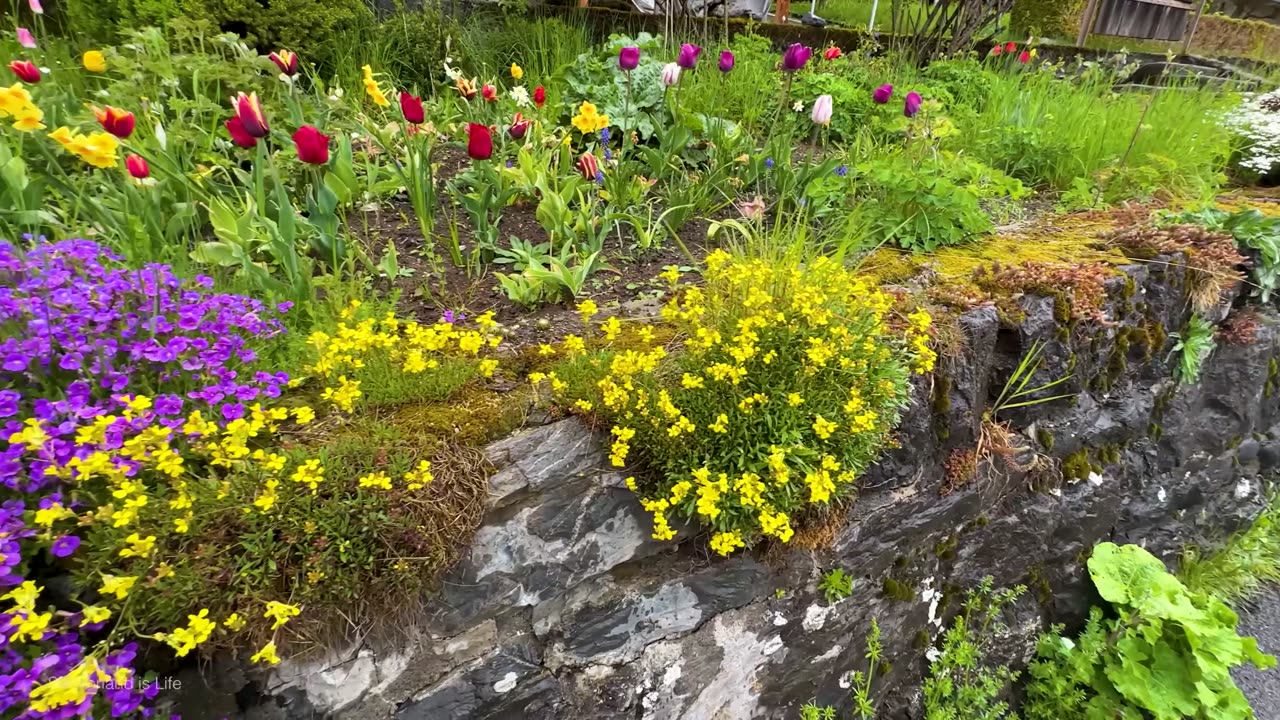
[873,84,893,104]
[677,43,701,70]
[619,46,640,72]
[781,43,812,72]
[718,50,734,73]
[904,91,922,118]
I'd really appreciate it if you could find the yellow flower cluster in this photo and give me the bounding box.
[306,302,502,413]
[571,101,609,134]
[906,308,937,374]
[544,251,929,556]
[0,83,44,132]
[362,65,390,107]
[49,126,119,168]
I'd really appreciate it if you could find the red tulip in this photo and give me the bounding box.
[1004,41,1017,53]
[990,45,1002,56]
[400,91,425,124]
[231,92,269,138]
[509,112,531,140]
[823,46,842,60]
[1018,50,1031,63]
[578,152,599,181]
[533,86,546,108]
[467,123,493,161]
[482,84,497,102]
[292,125,330,165]
[8,60,39,83]
[269,50,298,76]
[125,153,149,179]
[225,118,258,148]
[93,106,135,139]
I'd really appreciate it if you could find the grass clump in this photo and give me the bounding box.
[1180,493,1280,607]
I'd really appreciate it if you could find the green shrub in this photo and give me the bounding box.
[1024,542,1275,720]
[62,0,375,65]
[923,578,1025,720]
[1009,0,1084,39]
[852,152,999,252]
[921,57,996,112]
[793,67,876,143]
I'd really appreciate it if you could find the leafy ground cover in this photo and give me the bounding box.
[0,6,1277,717]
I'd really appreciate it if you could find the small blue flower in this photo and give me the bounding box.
[600,127,611,143]
[765,157,774,169]
[835,165,849,177]
[596,170,605,185]
[604,148,613,161]
[505,159,513,168]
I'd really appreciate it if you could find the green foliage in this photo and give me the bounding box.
[921,58,997,112]
[562,33,667,140]
[1167,207,1280,302]
[852,153,995,252]
[1023,542,1276,720]
[923,577,1025,720]
[792,70,876,143]
[1180,493,1280,607]
[819,568,855,604]
[1172,314,1217,385]
[1009,0,1085,39]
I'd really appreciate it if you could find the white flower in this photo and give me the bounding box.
[510,86,531,108]
[926,647,942,663]
[792,100,804,112]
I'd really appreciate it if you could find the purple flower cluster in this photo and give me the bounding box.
[0,238,291,492]
[0,640,157,718]
[0,238,295,718]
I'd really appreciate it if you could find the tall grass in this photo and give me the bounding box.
[453,14,593,85]
[965,66,1236,195]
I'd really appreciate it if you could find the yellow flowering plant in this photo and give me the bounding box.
[546,251,934,555]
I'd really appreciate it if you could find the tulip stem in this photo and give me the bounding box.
[622,71,632,162]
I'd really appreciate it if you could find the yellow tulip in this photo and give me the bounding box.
[510,63,523,80]
[82,50,106,73]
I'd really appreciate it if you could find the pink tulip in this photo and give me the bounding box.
[811,95,832,126]
[16,28,35,49]
[28,0,43,14]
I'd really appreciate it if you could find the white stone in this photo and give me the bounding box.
[811,644,843,664]
[493,671,519,693]
[802,603,834,632]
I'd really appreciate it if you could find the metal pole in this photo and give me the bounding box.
[868,0,879,32]
[1181,0,1210,56]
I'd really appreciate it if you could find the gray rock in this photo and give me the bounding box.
[184,265,1280,720]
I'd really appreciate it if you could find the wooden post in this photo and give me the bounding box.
[774,0,790,23]
[1181,0,1210,55]
[1076,0,1101,46]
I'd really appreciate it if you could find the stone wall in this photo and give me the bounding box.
[177,257,1280,720]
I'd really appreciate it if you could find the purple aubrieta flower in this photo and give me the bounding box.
[49,535,80,558]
